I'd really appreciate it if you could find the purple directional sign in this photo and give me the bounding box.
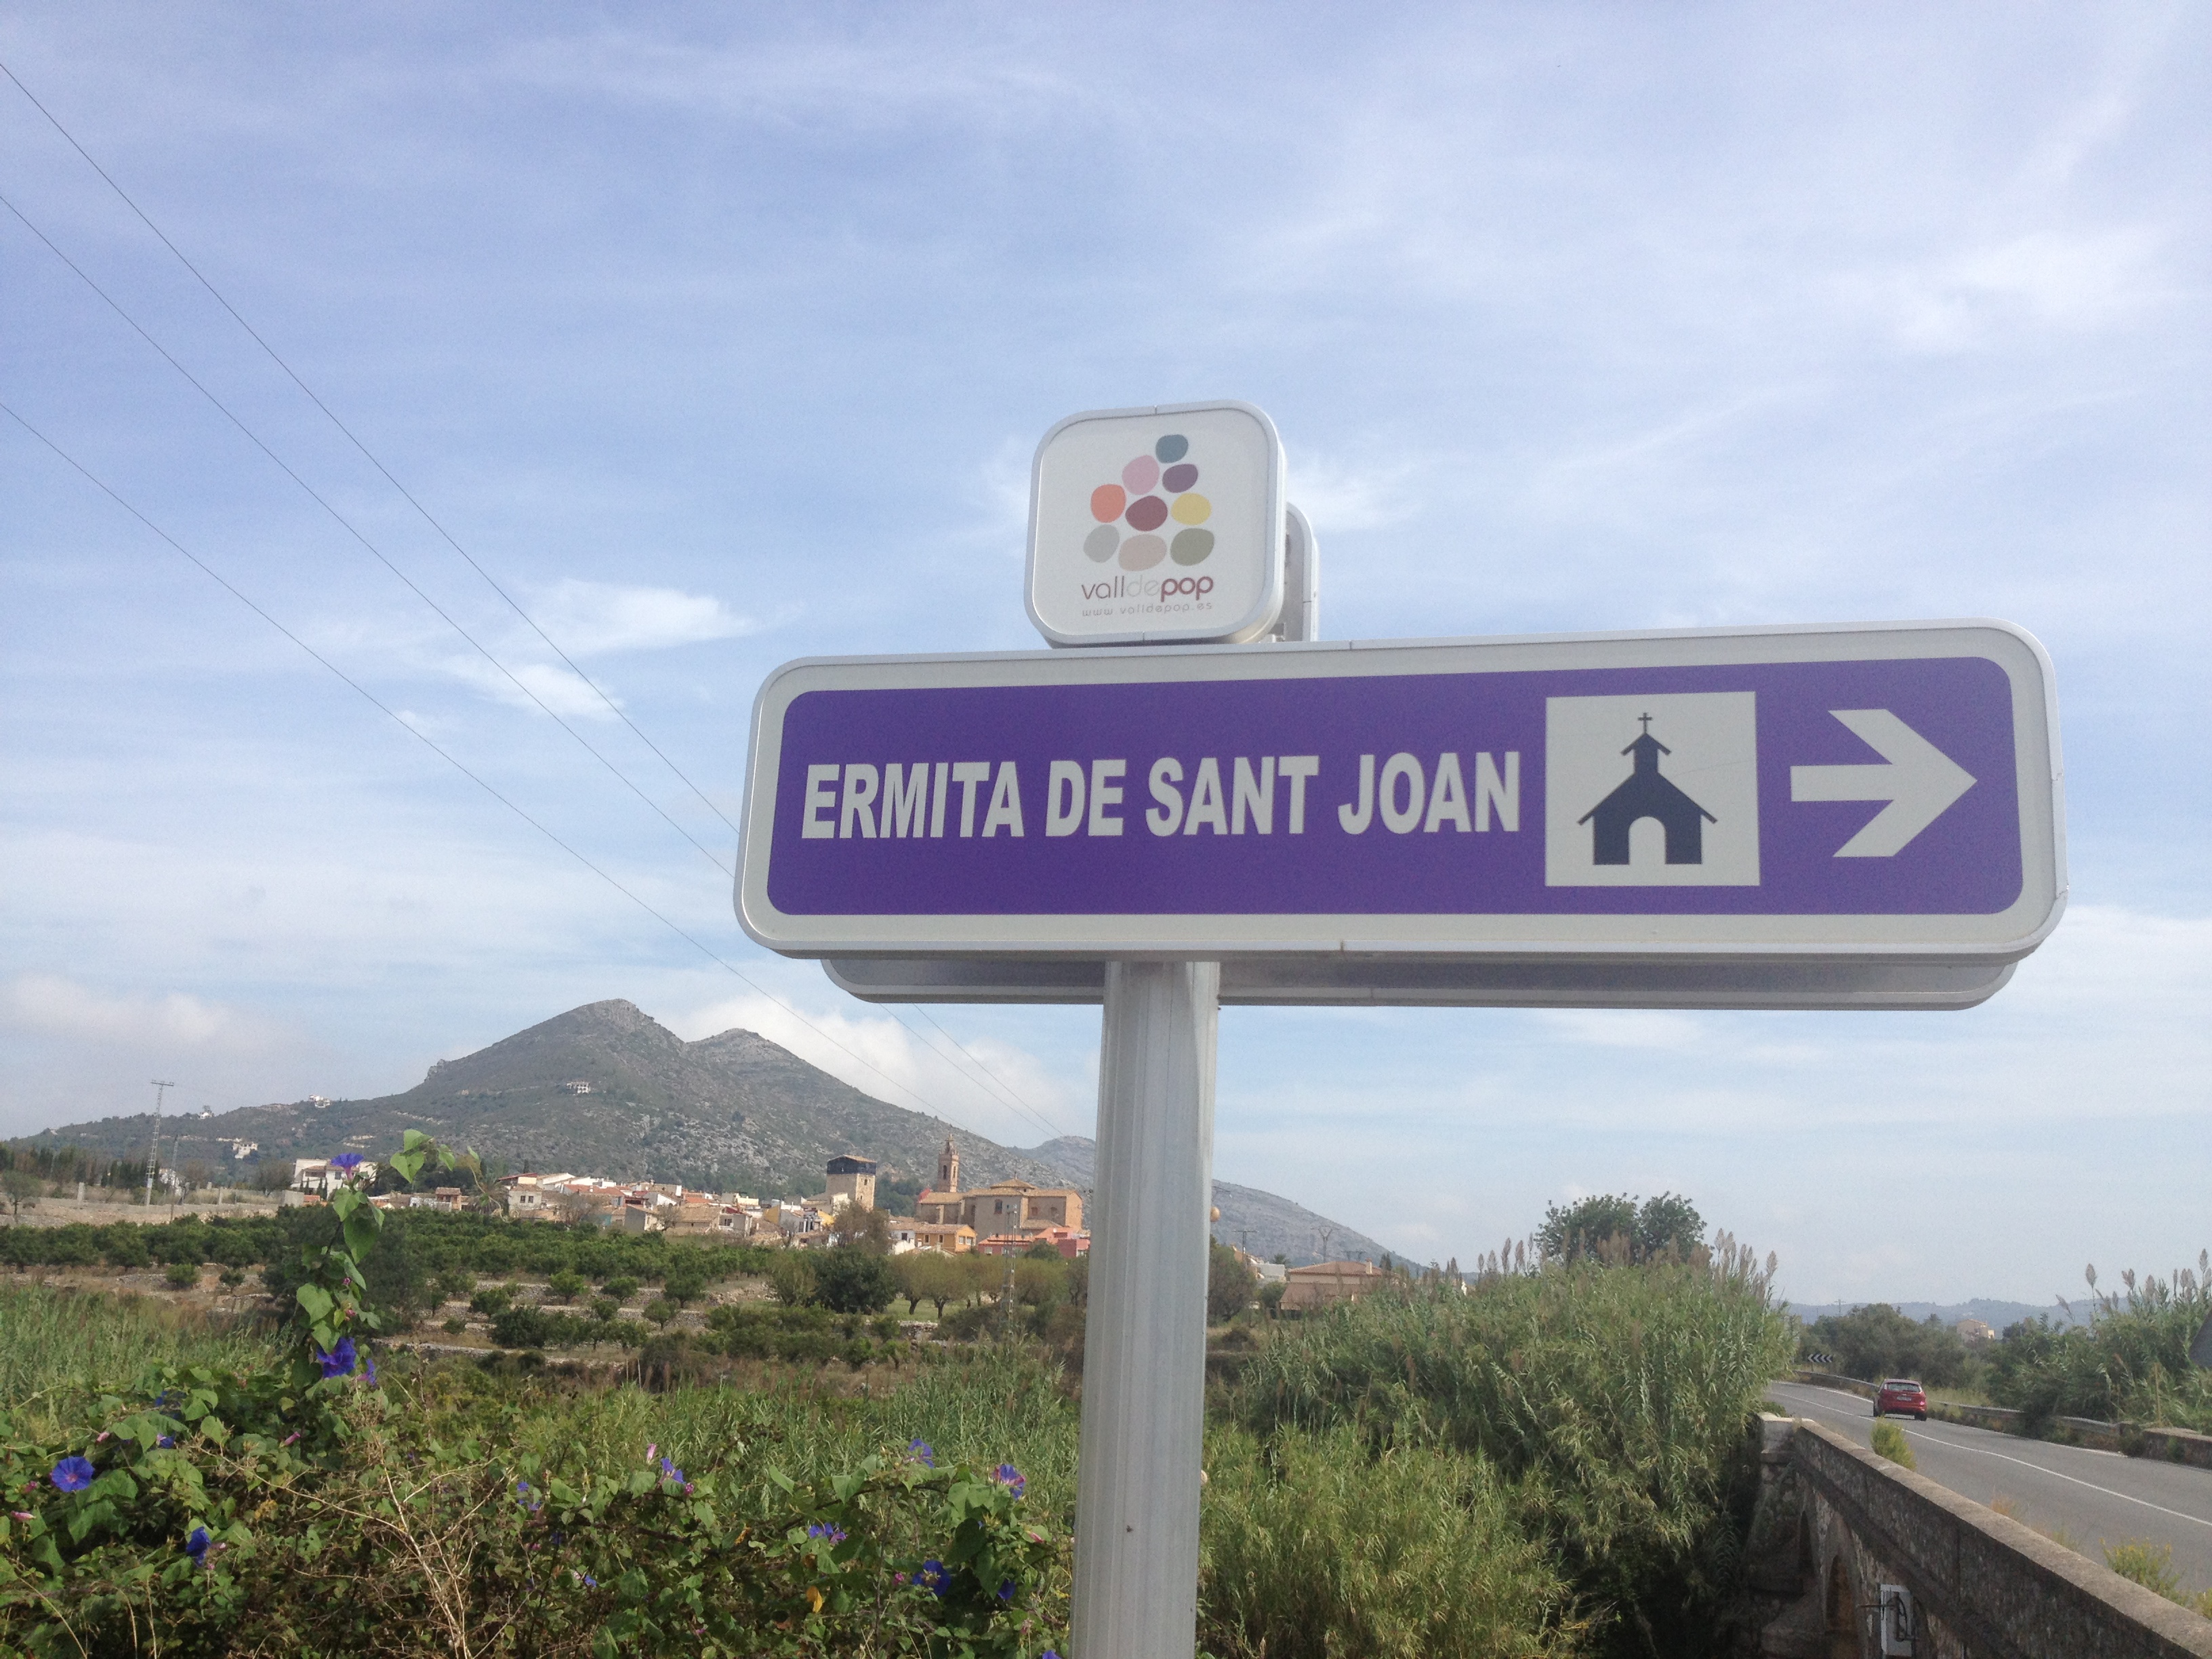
[735,623,2063,963]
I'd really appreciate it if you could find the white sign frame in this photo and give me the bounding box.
[735,619,2066,963]
[1024,400,1286,647]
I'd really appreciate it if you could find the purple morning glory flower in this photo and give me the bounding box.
[997,1579,1015,1603]
[330,1153,363,1172]
[185,1525,211,1562]
[157,1435,175,1449]
[907,1438,935,1467]
[658,1456,686,1484]
[807,1523,848,1544]
[516,1479,542,1513]
[317,1337,358,1378]
[991,1462,1025,1498]
[918,1559,950,1599]
[49,1458,95,1493]
[362,1352,377,1386]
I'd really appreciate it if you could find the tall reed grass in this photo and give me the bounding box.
[1200,1424,1584,1658]
[1990,1254,2212,1430]
[0,1282,281,1431]
[1233,1249,1795,1656]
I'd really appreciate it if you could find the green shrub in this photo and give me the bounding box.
[1235,1250,1792,1656]
[659,1258,712,1305]
[602,1275,640,1302]
[770,1253,815,1306]
[546,1268,589,1303]
[1869,1422,1916,1469]
[1986,1256,2212,1431]
[812,1249,899,1315]
[1200,1425,1580,1658]
[468,1284,513,1317]
[163,1262,201,1290]
[0,1341,1064,1655]
[2103,1540,2212,1616]
[1797,1303,1976,1388]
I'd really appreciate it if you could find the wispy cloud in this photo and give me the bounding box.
[671,987,1087,1151]
[1845,227,2171,353]
[528,578,759,658]
[3,972,287,1054]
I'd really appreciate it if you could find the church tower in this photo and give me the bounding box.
[937,1135,960,1195]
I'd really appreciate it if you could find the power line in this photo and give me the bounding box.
[0,188,735,881]
[0,55,739,840]
[905,1004,1071,1143]
[1,399,973,1128]
[0,188,1066,1145]
[0,62,1071,1145]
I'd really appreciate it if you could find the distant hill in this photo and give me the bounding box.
[1787,1298,2083,1331]
[1018,1136,1399,1269]
[20,999,1071,1200]
[22,999,1411,1266]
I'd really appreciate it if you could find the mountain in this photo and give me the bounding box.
[22,999,1408,1265]
[20,1000,1071,1201]
[1018,1137,1399,1269]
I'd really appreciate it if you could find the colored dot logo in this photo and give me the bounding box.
[1083,434,1214,571]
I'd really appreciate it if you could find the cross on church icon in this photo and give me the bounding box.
[1578,713,1718,865]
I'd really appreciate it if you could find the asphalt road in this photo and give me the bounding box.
[1767,1380,2212,1598]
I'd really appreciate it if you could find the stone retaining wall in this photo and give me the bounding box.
[2145,1427,2212,1470]
[1929,1400,2024,1433]
[1762,1417,2212,1658]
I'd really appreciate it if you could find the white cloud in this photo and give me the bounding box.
[496,24,1090,131]
[671,986,1088,1151]
[528,578,759,657]
[1289,451,1424,535]
[1,972,286,1053]
[1849,227,2172,354]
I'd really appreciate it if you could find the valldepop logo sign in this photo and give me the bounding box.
[1080,432,1216,573]
[1026,402,1283,645]
[1544,693,1761,886]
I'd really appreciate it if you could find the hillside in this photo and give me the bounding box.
[1019,1137,1399,1269]
[22,1000,1406,1266]
[20,1000,1070,1200]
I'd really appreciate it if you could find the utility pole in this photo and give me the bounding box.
[146,1080,174,1206]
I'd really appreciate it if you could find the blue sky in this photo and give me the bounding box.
[3,3,2206,1305]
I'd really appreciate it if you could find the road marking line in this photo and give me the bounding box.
[1893,1427,2212,1532]
[1771,1385,2212,1531]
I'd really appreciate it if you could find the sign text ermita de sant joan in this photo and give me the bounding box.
[737,623,2063,966]
[733,401,2064,1659]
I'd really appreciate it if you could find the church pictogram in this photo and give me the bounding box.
[1578,714,1717,865]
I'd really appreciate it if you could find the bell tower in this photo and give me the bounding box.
[937,1135,960,1195]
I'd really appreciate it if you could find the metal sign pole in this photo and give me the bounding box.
[1071,501,1302,1658]
[1071,960,1219,1659]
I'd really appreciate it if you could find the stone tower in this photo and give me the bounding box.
[937,1135,960,1195]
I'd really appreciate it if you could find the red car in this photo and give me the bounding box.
[1874,1378,1927,1420]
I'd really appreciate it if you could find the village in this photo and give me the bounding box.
[277,1134,1401,1312]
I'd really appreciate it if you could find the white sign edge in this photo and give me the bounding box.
[734,617,2066,963]
[819,955,2018,1012]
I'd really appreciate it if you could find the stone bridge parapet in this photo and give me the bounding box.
[1748,1416,2212,1658]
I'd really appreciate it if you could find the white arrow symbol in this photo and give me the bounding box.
[1789,710,1975,857]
